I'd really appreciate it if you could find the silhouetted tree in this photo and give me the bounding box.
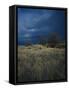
[47,32,60,48]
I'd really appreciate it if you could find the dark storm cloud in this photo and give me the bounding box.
[18,8,65,45]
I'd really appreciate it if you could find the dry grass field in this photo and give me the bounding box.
[17,45,65,82]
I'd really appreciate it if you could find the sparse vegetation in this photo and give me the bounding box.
[17,44,65,82]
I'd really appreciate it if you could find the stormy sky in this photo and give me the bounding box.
[17,8,65,45]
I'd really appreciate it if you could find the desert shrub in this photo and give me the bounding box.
[55,43,65,48]
[32,45,44,49]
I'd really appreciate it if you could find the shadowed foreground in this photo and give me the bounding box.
[17,45,65,82]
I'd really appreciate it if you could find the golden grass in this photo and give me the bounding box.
[17,44,65,82]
